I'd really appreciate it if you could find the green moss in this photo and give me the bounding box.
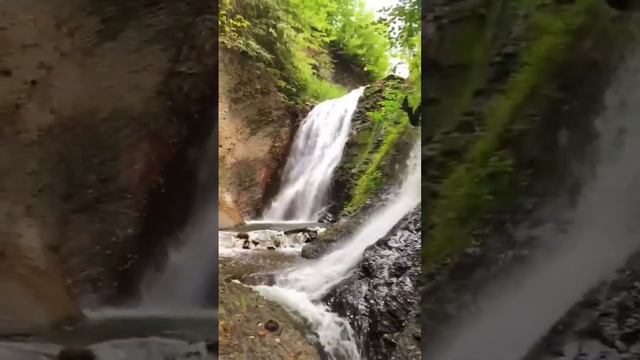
[346,123,410,213]
[341,82,415,215]
[353,123,380,166]
[423,0,607,269]
[425,0,514,133]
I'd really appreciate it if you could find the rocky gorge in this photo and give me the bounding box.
[0,0,423,359]
[217,66,422,358]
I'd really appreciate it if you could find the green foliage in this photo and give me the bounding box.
[380,1,421,109]
[219,0,273,62]
[346,122,408,213]
[220,0,393,102]
[424,152,516,265]
[367,87,404,123]
[381,0,421,52]
[406,34,421,108]
[330,0,391,79]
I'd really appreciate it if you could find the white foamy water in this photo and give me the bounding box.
[429,52,640,360]
[218,228,319,256]
[141,202,217,308]
[255,142,421,359]
[262,87,365,221]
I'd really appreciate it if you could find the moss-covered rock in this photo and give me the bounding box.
[326,76,420,219]
[423,0,640,276]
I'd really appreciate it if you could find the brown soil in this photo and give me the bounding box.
[218,280,320,360]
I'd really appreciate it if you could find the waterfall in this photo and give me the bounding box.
[428,52,640,360]
[262,87,365,221]
[140,133,218,308]
[255,142,421,359]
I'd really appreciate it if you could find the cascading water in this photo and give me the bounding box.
[428,52,640,360]
[262,87,365,221]
[141,133,218,308]
[255,142,421,359]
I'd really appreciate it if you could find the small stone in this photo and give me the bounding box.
[205,341,216,353]
[265,320,279,332]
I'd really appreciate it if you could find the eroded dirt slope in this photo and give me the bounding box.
[0,0,216,329]
[218,49,302,224]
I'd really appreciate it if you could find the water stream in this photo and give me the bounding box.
[428,51,640,360]
[255,143,421,359]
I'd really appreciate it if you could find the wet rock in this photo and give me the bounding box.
[319,212,336,223]
[325,207,421,359]
[527,253,640,359]
[58,348,96,360]
[301,241,333,259]
[242,272,277,286]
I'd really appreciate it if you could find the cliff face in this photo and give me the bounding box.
[217,49,303,224]
[325,207,422,360]
[0,0,216,326]
[423,0,640,348]
[424,0,638,271]
[328,76,419,220]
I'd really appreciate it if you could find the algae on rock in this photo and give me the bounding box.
[424,0,639,274]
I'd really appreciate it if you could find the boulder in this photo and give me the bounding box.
[324,207,422,359]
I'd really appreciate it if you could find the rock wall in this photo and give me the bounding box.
[0,0,216,320]
[423,0,640,350]
[325,207,422,360]
[218,49,303,223]
[424,0,637,271]
[328,75,419,219]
